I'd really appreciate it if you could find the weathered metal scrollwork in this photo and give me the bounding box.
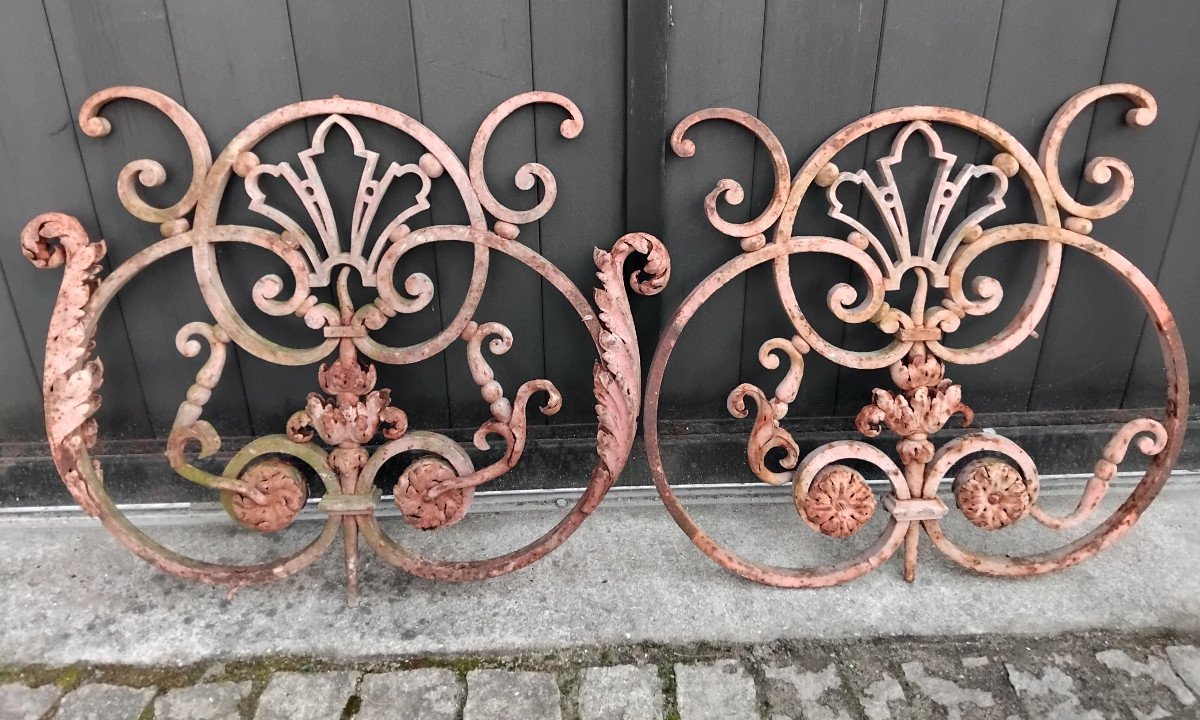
[24,87,669,605]
[646,84,1187,586]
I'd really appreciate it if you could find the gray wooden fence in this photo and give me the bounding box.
[1,0,1198,460]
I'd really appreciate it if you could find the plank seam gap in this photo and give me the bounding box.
[165,0,237,439]
[0,0,46,399]
[1026,0,1121,412]
[527,0,549,414]
[281,0,306,101]
[405,0,453,428]
[623,0,668,412]
[195,1,257,437]
[734,0,771,388]
[40,0,157,435]
[964,0,1033,415]
[832,0,891,416]
[1119,113,1200,407]
[1021,0,1121,413]
[0,255,40,399]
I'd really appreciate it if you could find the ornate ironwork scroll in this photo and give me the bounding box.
[646,84,1187,586]
[24,87,669,605]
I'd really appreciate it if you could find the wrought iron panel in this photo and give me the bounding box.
[645,84,1188,586]
[23,87,669,605]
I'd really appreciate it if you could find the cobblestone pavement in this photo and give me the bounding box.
[2,631,1198,719]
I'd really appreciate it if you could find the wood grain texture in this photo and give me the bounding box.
[286,0,451,429]
[1124,124,1200,409]
[948,0,1117,413]
[660,0,767,419]
[165,0,302,436]
[1030,0,1200,411]
[409,0,546,430]
[0,0,151,439]
[531,0,626,423]
[625,0,670,379]
[832,0,1004,416]
[3,0,1198,462]
[740,0,886,419]
[43,0,217,438]
[0,269,41,440]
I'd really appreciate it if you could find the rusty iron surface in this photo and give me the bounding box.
[23,88,669,605]
[645,84,1187,587]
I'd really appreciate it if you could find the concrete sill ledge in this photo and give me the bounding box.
[1,479,1197,667]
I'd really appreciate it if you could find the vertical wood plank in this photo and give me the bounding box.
[740,0,886,418]
[626,0,670,377]
[0,0,152,440]
[869,0,1003,109]
[531,0,626,423]
[0,269,42,440]
[660,0,766,419]
[945,0,1117,413]
[285,0,452,429]
[832,0,1004,416]
[1029,0,1200,410]
[1123,126,1200,409]
[164,0,308,436]
[43,0,230,438]
[287,0,422,105]
[409,0,545,428]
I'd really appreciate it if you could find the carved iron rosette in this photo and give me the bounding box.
[645,84,1186,587]
[24,87,669,605]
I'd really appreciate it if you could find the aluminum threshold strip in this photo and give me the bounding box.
[3,470,1198,527]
